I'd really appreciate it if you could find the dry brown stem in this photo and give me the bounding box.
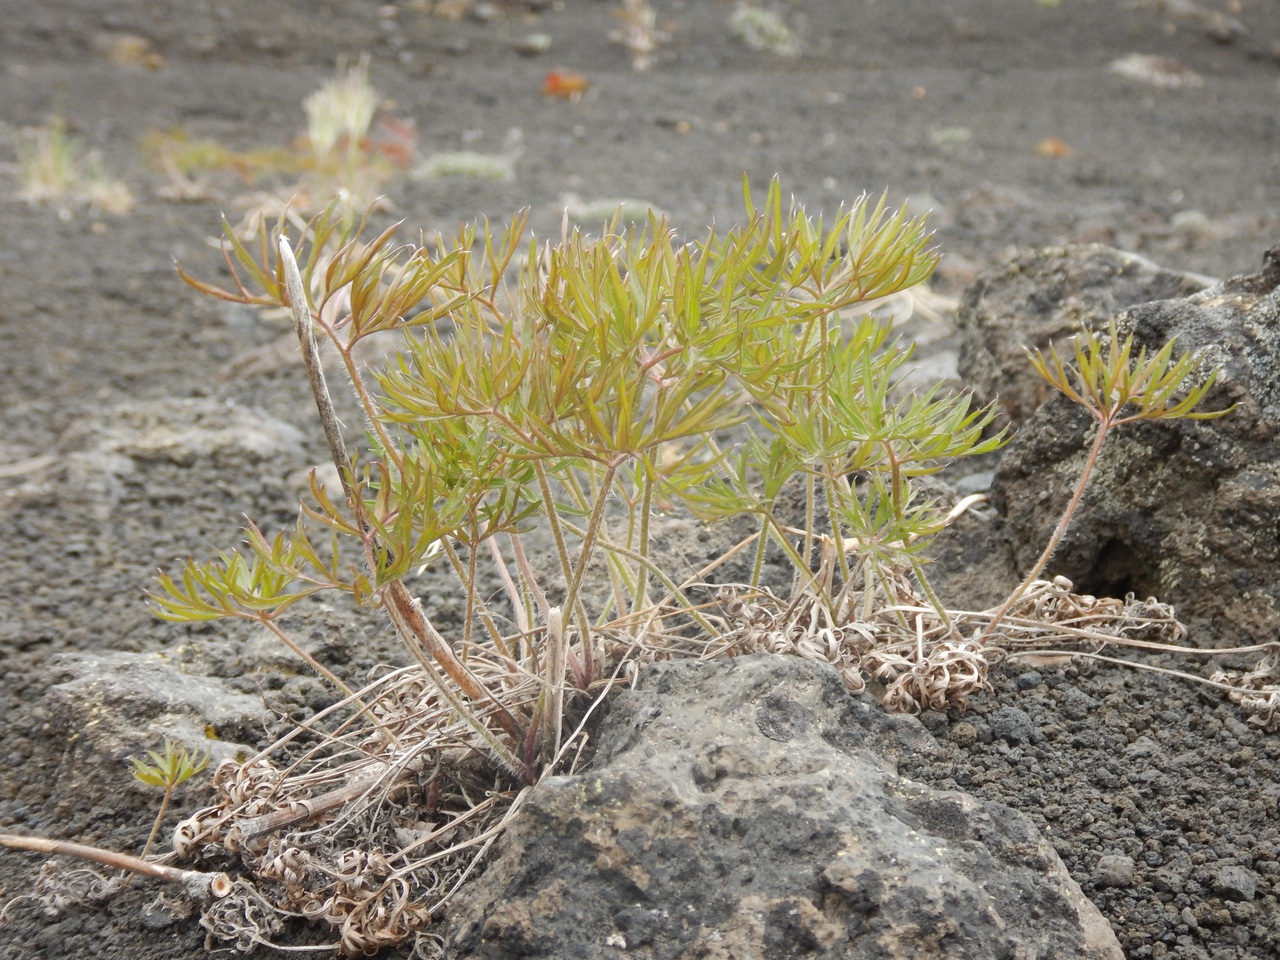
[0,833,232,902]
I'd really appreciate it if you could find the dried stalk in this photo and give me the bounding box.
[0,833,232,902]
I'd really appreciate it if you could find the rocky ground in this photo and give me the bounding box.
[2,1,1280,958]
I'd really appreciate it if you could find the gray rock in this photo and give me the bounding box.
[1124,736,1162,759]
[445,655,1123,959]
[989,246,1280,639]
[44,650,264,764]
[76,396,306,469]
[922,503,1021,611]
[1212,864,1258,901]
[957,244,1215,430]
[1059,687,1098,722]
[990,705,1037,745]
[1096,854,1137,888]
[1154,851,1193,894]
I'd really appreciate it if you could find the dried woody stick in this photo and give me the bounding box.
[0,833,232,901]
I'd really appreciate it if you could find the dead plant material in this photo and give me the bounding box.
[1213,653,1280,732]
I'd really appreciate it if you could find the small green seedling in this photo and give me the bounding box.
[129,739,210,860]
[978,318,1235,645]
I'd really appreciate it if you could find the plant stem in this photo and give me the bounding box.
[283,236,517,748]
[628,475,654,632]
[382,580,524,742]
[542,606,566,761]
[824,471,854,588]
[749,514,770,590]
[533,460,594,683]
[562,461,620,682]
[908,554,964,644]
[138,787,172,861]
[0,833,233,902]
[259,617,356,698]
[279,237,363,505]
[978,415,1112,645]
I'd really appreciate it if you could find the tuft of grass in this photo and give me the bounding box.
[728,4,799,57]
[144,58,410,216]
[413,150,515,181]
[13,114,133,216]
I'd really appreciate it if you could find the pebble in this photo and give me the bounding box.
[918,710,950,735]
[1212,864,1258,901]
[1014,670,1043,691]
[1058,686,1097,721]
[1125,735,1161,759]
[1096,853,1137,888]
[514,33,552,56]
[140,900,180,930]
[989,706,1035,745]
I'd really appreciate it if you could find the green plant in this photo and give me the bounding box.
[140,178,1019,951]
[728,5,799,57]
[129,739,210,860]
[977,319,1234,646]
[6,180,1273,954]
[143,57,410,215]
[12,113,133,216]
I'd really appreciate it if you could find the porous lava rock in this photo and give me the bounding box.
[445,655,1122,959]
[990,246,1280,640]
[956,244,1214,429]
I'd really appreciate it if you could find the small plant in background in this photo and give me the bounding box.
[11,113,133,217]
[413,127,523,184]
[728,4,800,57]
[611,0,671,72]
[144,56,413,218]
[301,54,391,209]
[129,739,210,860]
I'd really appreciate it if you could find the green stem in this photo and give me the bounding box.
[569,468,631,622]
[139,787,172,861]
[629,474,654,631]
[908,554,963,644]
[532,461,594,676]
[978,415,1113,646]
[824,471,854,589]
[534,461,579,608]
[556,520,720,638]
[801,472,816,584]
[749,514,770,590]
[441,537,509,658]
[764,511,824,595]
[562,461,620,682]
